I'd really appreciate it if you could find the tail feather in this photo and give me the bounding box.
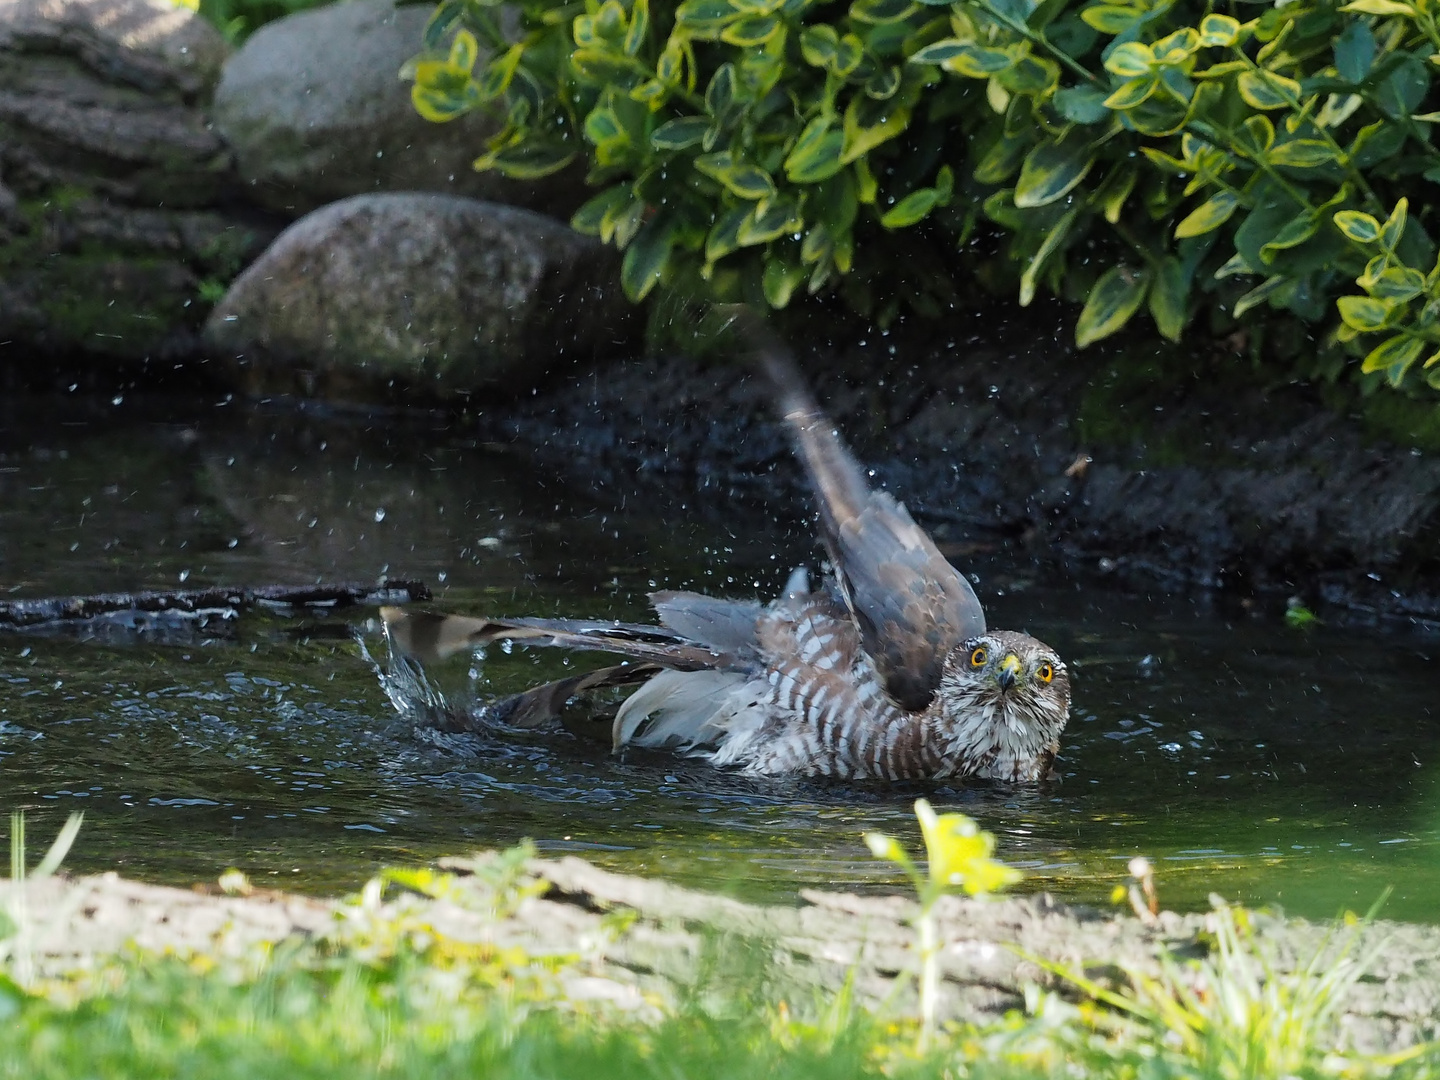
[468,663,661,732]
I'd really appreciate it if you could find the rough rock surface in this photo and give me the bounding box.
[0,0,279,363]
[3,855,1439,1054]
[471,312,1440,625]
[204,193,639,396]
[212,0,582,218]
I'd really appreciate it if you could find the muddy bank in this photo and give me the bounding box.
[472,310,1440,629]
[4,853,1439,1053]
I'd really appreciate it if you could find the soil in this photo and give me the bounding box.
[469,303,1440,629]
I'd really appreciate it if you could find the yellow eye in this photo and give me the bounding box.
[969,647,988,668]
[1036,662,1055,683]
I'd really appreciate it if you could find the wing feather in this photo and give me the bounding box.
[726,306,987,712]
[380,608,736,671]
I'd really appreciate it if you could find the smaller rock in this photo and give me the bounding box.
[213,0,583,217]
[0,0,229,93]
[204,193,638,399]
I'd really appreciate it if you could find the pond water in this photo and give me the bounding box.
[1,392,1438,922]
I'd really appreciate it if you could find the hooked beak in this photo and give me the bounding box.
[996,653,1022,692]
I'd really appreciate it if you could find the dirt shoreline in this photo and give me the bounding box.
[3,854,1439,1053]
[472,319,1440,630]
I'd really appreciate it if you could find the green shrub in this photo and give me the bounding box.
[407,0,1440,394]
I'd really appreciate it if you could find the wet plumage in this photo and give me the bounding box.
[382,310,1071,782]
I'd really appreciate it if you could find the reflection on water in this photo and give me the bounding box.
[0,393,1437,921]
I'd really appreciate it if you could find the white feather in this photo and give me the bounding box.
[612,669,743,750]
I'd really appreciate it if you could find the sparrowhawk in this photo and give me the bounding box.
[383,315,1071,782]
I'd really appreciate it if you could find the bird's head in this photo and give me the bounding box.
[934,630,1071,781]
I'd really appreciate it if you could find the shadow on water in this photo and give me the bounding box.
[0,392,1437,920]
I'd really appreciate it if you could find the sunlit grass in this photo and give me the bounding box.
[2,814,1436,1078]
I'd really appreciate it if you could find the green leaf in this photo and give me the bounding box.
[737,198,801,245]
[1081,5,1142,34]
[651,116,712,150]
[934,164,953,203]
[721,14,780,44]
[624,0,649,53]
[940,44,1015,79]
[841,95,912,163]
[866,65,903,100]
[572,48,644,87]
[705,63,735,116]
[476,44,522,101]
[1376,55,1429,119]
[1152,27,1199,62]
[1091,164,1136,224]
[1213,252,1252,279]
[1361,333,1425,386]
[850,0,919,23]
[1104,42,1155,79]
[411,78,480,122]
[800,23,839,66]
[585,105,627,147]
[1333,19,1375,83]
[1267,140,1338,167]
[1054,85,1110,124]
[695,152,777,200]
[763,254,806,307]
[1076,265,1149,347]
[1368,266,1426,301]
[621,215,675,301]
[1260,211,1320,262]
[880,188,940,228]
[1238,70,1301,110]
[855,157,878,203]
[704,204,751,262]
[1019,205,1077,306]
[1174,190,1239,239]
[1148,255,1188,340]
[1014,134,1095,208]
[973,134,1031,184]
[1236,114,1276,156]
[1198,13,1240,47]
[423,0,464,51]
[999,54,1059,96]
[675,0,742,36]
[908,38,971,65]
[1103,77,1157,110]
[571,185,631,235]
[1232,275,1285,318]
[448,29,479,73]
[1334,210,1380,244]
[1338,294,1392,331]
[1381,197,1408,250]
[474,141,577,178]
[784,117,847,182]
[1339,0,1413,13]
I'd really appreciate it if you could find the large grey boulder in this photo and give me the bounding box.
[204,193,638,397]
[212,0,583,218]
[0,0,278,362]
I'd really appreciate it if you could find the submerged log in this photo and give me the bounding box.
[0,580,430,629]
[2,854,1438,1055]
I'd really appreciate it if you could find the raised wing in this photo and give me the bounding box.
[728,306,987,712]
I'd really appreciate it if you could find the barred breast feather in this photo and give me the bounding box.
[614,587,946,780]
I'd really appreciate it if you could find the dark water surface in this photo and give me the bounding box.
[1,394,1437,921]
